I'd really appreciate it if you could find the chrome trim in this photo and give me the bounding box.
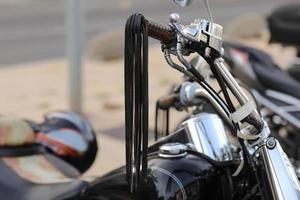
[180,113,233,161]
[159,143,188,158]
[214,58,249,105]
[260,138,300,200]
[170,16,223,52]
[201,20,223,52]
[172,0,193,8]
[179,81,231,126]
[214,58,262,130]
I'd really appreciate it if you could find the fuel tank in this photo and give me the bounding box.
[144,152,230,200]
[84,150,231,200]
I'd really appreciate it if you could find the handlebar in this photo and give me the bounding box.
[146,16,262,133]
[146,19,175,44]
[157,94,178,109]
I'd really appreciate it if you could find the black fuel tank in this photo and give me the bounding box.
[143,153,230,200]
[83,152,231,200]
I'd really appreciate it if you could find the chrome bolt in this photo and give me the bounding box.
[159,143,187,158]
[170,13,180,23]
[266,138,276,150]
[205,47,213,57]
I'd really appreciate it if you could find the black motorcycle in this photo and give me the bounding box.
[84,0,300,199]
[2,0,300,199]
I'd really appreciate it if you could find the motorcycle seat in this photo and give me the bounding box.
[0,152,88,200]
[267,3,300,46]
[224,42,300,100]
[0,116,89,200]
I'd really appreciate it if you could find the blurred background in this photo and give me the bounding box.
[0,0,298,176]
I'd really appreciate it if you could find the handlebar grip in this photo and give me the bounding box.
[146,19,174,44]
[157,94,178,109]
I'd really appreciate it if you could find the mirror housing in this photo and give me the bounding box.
[173,0,193,7]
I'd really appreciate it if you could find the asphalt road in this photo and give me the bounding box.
[0,0,297,66]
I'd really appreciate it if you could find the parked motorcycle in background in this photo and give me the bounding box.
[219,2,300,168]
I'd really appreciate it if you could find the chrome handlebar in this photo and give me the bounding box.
[164,13,263,135]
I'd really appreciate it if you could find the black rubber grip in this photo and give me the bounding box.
[146,19,174,44]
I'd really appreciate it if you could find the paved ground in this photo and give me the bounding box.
[0,0,297,65]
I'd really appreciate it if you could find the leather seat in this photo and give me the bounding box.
[0,153,88,200]
[224,42,300,99]
[0,116,92,200]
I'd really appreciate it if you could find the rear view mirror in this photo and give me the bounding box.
[173,0,193,7]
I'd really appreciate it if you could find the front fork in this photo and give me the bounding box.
[259,135,300,199]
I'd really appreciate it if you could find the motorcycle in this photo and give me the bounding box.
[84,0,300,199]
[2,0,300,199]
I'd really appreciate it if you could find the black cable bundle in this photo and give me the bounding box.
[124,13,149,195]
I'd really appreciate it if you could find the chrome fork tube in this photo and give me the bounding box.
[260,138,300,200]
[214,58,262,126]
[214,58,249,105]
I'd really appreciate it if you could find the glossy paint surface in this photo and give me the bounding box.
[86,153,229,200]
